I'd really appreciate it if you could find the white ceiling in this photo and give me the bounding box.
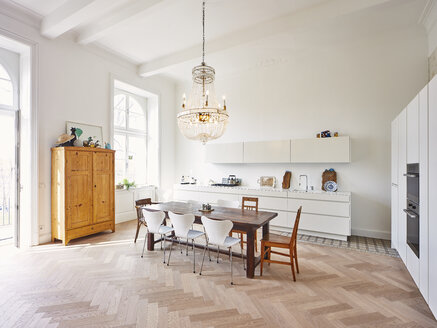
[3,0,431,80]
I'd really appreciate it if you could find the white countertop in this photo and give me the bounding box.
[174,184,351,201]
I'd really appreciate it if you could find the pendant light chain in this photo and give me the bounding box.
[202,0,206,65]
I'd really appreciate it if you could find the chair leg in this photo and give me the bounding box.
[167,237,174,266]
[186,239,189,256]
[193,239,196,273]
[255,231,258,252]
[260,243,264,276]
[134,221,141,243]
[240,233,244,249]
[163,234,166,263]
[141,231,148,258]
[206,235,211,261]
[290,247,296,281]
[199,241,208,275]
[230,247,234,285]
[241,242,245,271]
[179,239,182,254]
[294,245,299,274]
[268,247,271,266]
[217,246,220,263]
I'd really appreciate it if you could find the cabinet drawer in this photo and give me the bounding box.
[294,212,351,236]
[66,221,114,243]
[270,211,291,228]
[287,198,350,217]
[254,196,288,211]
[174,190,238,204]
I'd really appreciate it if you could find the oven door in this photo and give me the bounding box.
[404,202,419,258]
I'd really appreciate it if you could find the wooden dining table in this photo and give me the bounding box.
[144,201,278,279]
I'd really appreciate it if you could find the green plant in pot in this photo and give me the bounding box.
[122,179,135,190]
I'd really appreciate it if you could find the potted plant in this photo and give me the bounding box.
[122,179,135,190]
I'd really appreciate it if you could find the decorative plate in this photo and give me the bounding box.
[199,208,214,213]
[324,181,338,192]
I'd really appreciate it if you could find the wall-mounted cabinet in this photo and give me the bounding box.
[290,136,350,163]
[407,95,419,164]
[243,140,290,163]
[205,137,350,164]
[205,142,243,163]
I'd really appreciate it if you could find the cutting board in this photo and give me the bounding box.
[322,169,337,191]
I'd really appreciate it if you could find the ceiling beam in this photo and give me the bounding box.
[76,0,170,45]
[138,0,392,77]
[40,0,106,39]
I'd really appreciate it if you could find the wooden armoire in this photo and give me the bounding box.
[51,147,115,245]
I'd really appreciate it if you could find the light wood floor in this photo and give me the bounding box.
[0,220,435,328]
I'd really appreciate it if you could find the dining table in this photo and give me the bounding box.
[144,201,278,279]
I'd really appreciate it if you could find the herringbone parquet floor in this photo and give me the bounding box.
[0,220,435,328]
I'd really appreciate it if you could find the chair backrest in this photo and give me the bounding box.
[217,199,239,208]
[168,211,195,239]
[289,206,302,247]
[141,209,165,234]
[135,198,152,220]
[201,216,233,246]
[242,197,258,212]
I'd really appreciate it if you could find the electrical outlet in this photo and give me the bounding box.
[39,225,44,231]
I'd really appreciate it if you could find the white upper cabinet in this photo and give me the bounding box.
[290,136,350,163]
[391,116,399,185]
[407,95,419,164]
[243,140,290,163]
[205,142,243,163]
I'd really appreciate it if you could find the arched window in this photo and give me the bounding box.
[113,90,147,186]
[0,64,13,107]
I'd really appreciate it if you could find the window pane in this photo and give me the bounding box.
[127,136,147,186]
[0,78,13,107]
[128,97,146,131]
[114,94,126,128]
[113,134,126,183]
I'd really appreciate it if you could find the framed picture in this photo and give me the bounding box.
[66,121,103,147]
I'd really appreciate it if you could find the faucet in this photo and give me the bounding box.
[299,175,308,192]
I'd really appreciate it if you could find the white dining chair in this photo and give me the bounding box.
[167,211,205,273]
[199,216,245,285]
[217,199,239,208]
[141,209,174,263]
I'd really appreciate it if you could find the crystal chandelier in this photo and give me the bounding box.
[177,0,228,145]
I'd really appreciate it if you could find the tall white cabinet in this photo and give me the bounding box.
[391,76,436,318]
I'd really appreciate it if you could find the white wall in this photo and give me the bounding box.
[175,26,428,239]
[0,10,176,244]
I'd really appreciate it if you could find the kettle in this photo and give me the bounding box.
[228,175,237,185]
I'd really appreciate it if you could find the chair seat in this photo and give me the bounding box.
[158,225,174,235]
[221,236,241,248]
[261,233,291,246]
[187,229,205,240]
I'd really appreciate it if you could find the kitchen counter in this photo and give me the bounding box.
[173,184,352,241]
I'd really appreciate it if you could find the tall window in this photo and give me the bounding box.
[0,64,13,107]
[113,90,147,186]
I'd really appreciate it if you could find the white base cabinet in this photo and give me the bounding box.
[174,185,351,241]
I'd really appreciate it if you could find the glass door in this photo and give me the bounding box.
[0,108,17,243]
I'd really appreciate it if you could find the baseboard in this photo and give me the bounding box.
[39,233,51,244]
[351,228,391,240]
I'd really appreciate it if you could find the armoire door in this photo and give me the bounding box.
[93,151,114,223]
[65,150,93,229]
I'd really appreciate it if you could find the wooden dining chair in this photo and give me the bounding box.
[260,206,302,281]
[230,197,258,251]
[134,198,152,243]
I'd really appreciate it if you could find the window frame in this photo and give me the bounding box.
[113,89,148,187]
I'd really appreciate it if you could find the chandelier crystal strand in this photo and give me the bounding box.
[177,0,228,144]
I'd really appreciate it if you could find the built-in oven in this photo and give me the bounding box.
[404,163,419,205]
[403,163,419,258]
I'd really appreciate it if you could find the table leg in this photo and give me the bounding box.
[147,232,155,251]
[262,222,269,261]
[246,229,255,278]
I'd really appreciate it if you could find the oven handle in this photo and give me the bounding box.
[403,209,418,218]
[403,173,419,178]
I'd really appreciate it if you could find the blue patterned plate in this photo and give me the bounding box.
[324,181,337,192]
